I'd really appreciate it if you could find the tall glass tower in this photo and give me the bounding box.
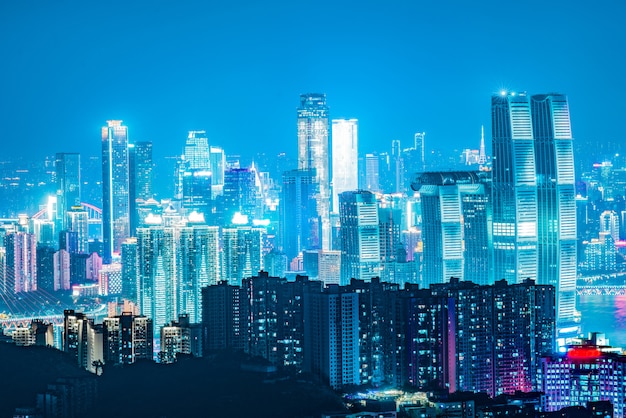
[102,120,130,264]
[491,92,538,283]
[298,94,330,249]
[531,93,577,338]
[331,119,358,212]
[55,153,81,232]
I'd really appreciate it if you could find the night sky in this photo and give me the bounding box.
[1,0,624,162]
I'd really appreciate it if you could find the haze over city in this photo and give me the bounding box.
[2,0,625,160]
[2,1,626,418]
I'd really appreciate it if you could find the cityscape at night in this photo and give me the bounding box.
[1,1,626,417]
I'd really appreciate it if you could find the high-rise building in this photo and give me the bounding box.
[221,226,264,286]
[331,119,358,212]
[129,141,153,235]
[63,309,104,373]
[53,249,71,291]
[177,224,220,323]
[209,146,226,196]
[221,167,258,224]
[531,93,577,338]
[202,280,245,352]
[159,314,203,364]
[339,190,381,284]
[364,154,380,193]
[121,238,138,302]
[303,286,360,389]
[184,130,210,170]
[415,171,492,286]
[66,206,89,254]
[280,169,320,262]
[102,120,130,264]
[55,153,81,232]
[297,93,331,249]
[491,92,538,283]
[3,232,37,294]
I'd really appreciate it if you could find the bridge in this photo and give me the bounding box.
[0,304,108,332]
[576,285,626,296]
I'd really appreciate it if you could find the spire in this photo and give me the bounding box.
[478,125,486,165]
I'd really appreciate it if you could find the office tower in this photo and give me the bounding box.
[159,314,203,363]
[129,141,153,234]
[531,93,578,338]
[415,171,492,286]
[364,154,380,193]
[53,249,71,291]
[209,146,226,195]
[339,191,381,284]
[303,286,360,389]
[121,238,138,302]
[3,232,37,294]
[63,310,104,373]
[414,132,425,169]
[280,169,320,262]
[542,338,626,418]
[297,93,331,249]
[177,225,220,323]
[184,130,210,170]
[331,119,358,212]
[102,120,130,264]
[103,312,153,365]
[66,206,89,254]
[55,153,81,232]
[181,170,212,215]
[202,281,245,352]
[221,226,264,285]
[264,250,288,278]
[221,167,258,223]
[391,140,405,193]
[491,93,538,283]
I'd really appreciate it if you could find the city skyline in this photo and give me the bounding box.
[1,1,625,162]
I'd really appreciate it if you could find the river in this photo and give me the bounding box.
[577,294,626,348]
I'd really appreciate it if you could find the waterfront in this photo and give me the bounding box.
[577,294,626,348]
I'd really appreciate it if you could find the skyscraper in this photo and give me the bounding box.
[331,119,358,212]
[221,226,264,286]
[183,130,210,170]
[55,153,81,232]
[280,169,320,262]
[531,93,577,336]
[102,120,130,264]
[339,190,381,284]
[297,93,331,249]
[415,171,492,286]
[129,141,153,235]
[491,92,538,283]
[3,232,37,294]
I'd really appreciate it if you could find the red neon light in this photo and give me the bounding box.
[567,347,601,360]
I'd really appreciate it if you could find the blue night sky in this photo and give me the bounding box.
[1,0,624,162]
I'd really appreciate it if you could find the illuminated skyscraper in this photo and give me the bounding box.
[339,190,381,284]
[55,153,81,232]
[415,171,492,286]
[364,154,380,193]
[331,119,358,212]
[102,120,130,264]
[491,93,538,283]
[280,169,320,261]
[531,93,577,337]
[184,130,210,170]
[66,206,89,254]
[222,226,264,286]
[129,141,153,234]
[297,93,330,249]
